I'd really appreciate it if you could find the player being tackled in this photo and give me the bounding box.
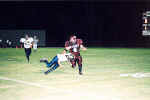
[65,35,87,75]
[40,50,74,75]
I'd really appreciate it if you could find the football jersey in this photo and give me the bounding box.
[65,39,83,53]
[20,38,33,48]
[57,53,73,62]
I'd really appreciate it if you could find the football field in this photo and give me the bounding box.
[0,48,150,100]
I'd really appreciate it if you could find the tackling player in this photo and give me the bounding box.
[65,35,87,75]
[20,34,33,63]
[40,50,74,75]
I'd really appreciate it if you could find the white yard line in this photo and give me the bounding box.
[83,54,96,56]
[0,76,71,93]
[120,73,150,78]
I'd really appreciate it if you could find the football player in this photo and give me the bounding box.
[20,34,33,63]
[40,50,74,75]
[65,35,87,75]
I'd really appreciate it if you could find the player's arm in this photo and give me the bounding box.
[80,45,87,51]
[66,53,74,66]
[20,38,25,43]
[58,60,63,68]
[65,41,72,51]
[65,46,72,51]
[78,39,87,51]
[62,50,66,54]
[30,42,33,48]
[58,60,61,66]
[30,38,34,48]
[66,59,72,66]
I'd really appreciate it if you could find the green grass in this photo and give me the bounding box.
[0,48,150,100]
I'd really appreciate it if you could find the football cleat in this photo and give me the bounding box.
[72,65,76,69]
[79,72,83,75]
[40,58,48,63]
[44,71,48,75]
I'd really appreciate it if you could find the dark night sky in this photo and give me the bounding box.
[0,1,149,47]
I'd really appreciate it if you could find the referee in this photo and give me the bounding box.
[20,34,33,63]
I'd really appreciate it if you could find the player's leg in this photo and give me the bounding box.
[44,63,59,75]
[46,56,58,67]
[40,58,48,64]
[77,55,83,75]
[70,58,77,68]
[24,49,29,62]
[28,48,32,62]
[24,48,31,63]
[40,56,58,68]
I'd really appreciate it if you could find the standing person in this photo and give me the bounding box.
[20,34,33,63]
[65,35,87,75]
[0,38,2,48]
[8,40,12,48]
[40,50,74,75]
[6,40,10,48]
[33,35,39,52]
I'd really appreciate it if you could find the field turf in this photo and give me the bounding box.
[0,48,150,100]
